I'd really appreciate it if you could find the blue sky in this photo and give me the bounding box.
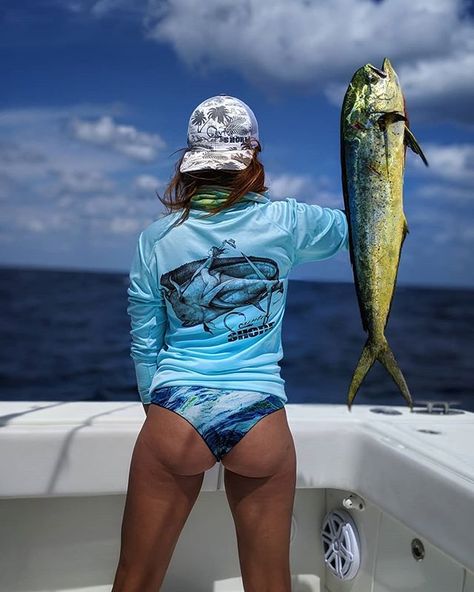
[1,0,473,287]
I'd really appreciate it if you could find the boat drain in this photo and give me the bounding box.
[320,508,361,580]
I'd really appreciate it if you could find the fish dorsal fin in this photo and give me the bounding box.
[376,111,406,131]
[405,126,429,166]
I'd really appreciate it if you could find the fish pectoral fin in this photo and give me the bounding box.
[403,215,409,235]
[405,126,429,166]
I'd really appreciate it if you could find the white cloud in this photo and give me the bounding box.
[133,174,163,198]
[62,0,148,17]
[0,102,127,127]
[58,2,474,126]
[415,183,472,202]
[57,1,474,126]
[409,143,474,183]
[3,202,76,234]
[0,106,138,185]
[0,140,51,182]
[69,115,166,162]
[266,172,344,207]
[406,186,472,262]
[91,0,136,16]
[266,173,312,200]
[0,105,167,239]
[328,52,474,125]
[138,0,474,125]
[80,194,130,217]
[398,51,474,124]
[56,170,116,194]
[109,216,144,234]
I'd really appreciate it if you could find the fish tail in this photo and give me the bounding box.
[347,338,377,412]
[347,337,414,412]
[377,339,414,411]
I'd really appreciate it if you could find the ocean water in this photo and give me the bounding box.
[0,266,472,411]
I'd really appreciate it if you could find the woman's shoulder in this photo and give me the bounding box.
[260,196,298,235]
[139,211,181,248]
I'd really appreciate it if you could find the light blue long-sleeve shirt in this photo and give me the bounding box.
[127,191,349,405]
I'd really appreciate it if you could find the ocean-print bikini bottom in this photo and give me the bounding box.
[149,385,286,462]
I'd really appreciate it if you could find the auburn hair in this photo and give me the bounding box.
[157,138,268,226]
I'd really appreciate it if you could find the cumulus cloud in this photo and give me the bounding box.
[69,115,166,162]
[62,0,148,17]
[91,0,142,16]
[55,170,116,194]
[0,105,136,184]
[415,183,472,202]
[266,172,344,207]
[266,173,312,200]
[138,0,474,125]
[409,142,474,183]
[134,174,161,190]
[0,105,167,240]
[57,1,474,126]
[0,102,127,127]
[108,216,144,234]
[57,0,474,125]
[404,142,474,259]
[0,140,50,185]
[1,199,76,235]
[405,141,474,255]
[327,52,474,127]
[406,189,473,248]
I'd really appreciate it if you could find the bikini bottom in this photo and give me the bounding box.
[149,385,286,462]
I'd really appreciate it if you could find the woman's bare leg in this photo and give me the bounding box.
[221,408,297,592]
[111,404,217,592]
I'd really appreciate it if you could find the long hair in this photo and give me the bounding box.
[157,138,267,226]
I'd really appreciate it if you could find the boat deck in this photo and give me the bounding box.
[1,401,473,577]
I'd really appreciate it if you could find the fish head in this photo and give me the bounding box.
[342,58,405,136]
[379,58,404,112]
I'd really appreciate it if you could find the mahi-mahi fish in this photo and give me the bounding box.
[340,57,428,411]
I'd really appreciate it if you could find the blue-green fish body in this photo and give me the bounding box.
[341,58,428,411]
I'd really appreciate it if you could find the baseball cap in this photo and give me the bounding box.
[179,94,259,173]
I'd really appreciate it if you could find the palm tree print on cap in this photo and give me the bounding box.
[191,109,207,133]
[207,105,232,125]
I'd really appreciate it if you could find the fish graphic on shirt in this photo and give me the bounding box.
[160,239,284,334]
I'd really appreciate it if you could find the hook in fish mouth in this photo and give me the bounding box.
[368,64,387,78]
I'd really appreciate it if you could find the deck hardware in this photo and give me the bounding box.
[342,493,365,511]
[417,428,442,435]
[321,508,361,580]
[412,400,464,415]
[370,407,402,415]
[411,538,425,561]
